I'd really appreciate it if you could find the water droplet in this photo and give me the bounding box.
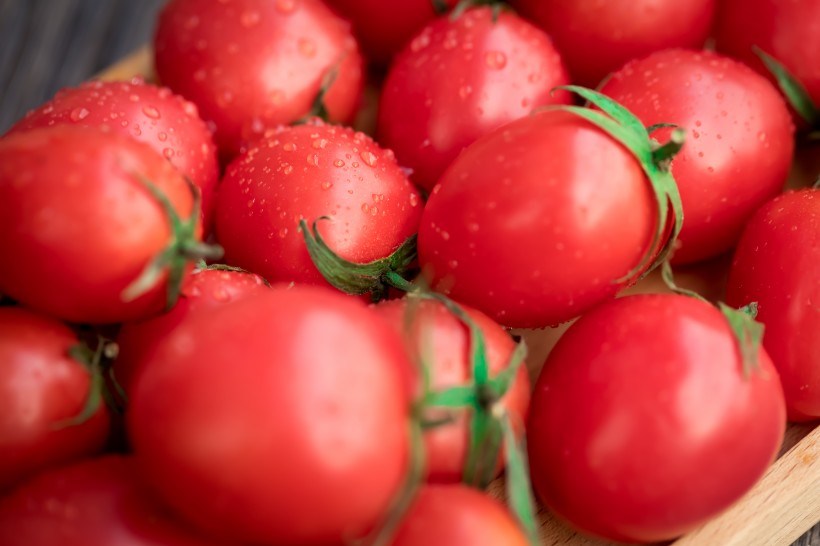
[409,193,419,207]
[692,130,700,139]
[459,85,473,99]
[448,260,458,269]
[694,120,702,127]
[441,231,450,240]
[69,108,90,121]
[163,148,175,159]
[707,166,715,173]
[298,38,316,58]
[360,151,377,167]
[321,181,333,190]
[142,106,160,119]
[240,10,260,27]
[484,51,507,70]
[283,142,296,152]
[361,203,370,213]
[158,132,168,142]
[312,138,328,149]
[333,159,345,167]
[410,32,431,52]
[307,154,319,167]
[282,163,294,175]
[279,227,289,238]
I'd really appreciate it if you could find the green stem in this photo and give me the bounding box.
[754,47,820,128]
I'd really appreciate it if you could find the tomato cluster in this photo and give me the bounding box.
[0,0,817,545]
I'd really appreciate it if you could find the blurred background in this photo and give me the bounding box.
[0,0,165,133]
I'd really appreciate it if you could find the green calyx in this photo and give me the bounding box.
[661,262,765,378]
[547,85,686,283]
[450,0,508,21]
[293,65,339,125]
[300,218,418,302]
[754,47,820,130]
[122,176,223,310]
[431,0,450,14]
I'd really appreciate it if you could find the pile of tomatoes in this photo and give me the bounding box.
[0,0,817,544]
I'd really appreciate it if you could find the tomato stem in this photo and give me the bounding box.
[293,65,339,125]
[754,47,820,129]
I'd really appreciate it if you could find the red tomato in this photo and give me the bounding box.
[128,286,411,545]
[114,267,270,398]
[324,0,456,65]
[715,0,820,113]
[377,7,571,191]
[0,308,109,491]
[0,127,199,324]
[154,0,364,158]
[372,298,530,483]
[418,110,657,328]
[215,120,422,289]
[510,0,716,87]
[0,456,222,546]
[8,78,220,232]
[527,294,786,543]
[392,484,528,546]
[600,49,795,264]
[726,189,820,421]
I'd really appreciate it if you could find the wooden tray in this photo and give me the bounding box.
[98,47,820,546]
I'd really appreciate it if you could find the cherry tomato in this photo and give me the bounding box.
[7,78,220,232]
[377,6,570,192]
[726,189,820,421]
[128,286,411,545]
[418,110,657,328]
[154,0,364,158]
[0,126,200,324]
[114,266,270,398]
[715,0,820,113]
[215,120,422,289]
[0,307,109,491]
[600,49,795,264]
[392,484,528,546]
[527,294,786,543]
[509,0,716,87]
[0,456,222,546]
[372,297,530,483]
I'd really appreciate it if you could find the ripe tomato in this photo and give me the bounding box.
[510,0,716,87]
[323,0,456,65]
[600,49,795,264]
[0,307,109,491]
[128,286,411,545]
[154,0,364,158]
[726,189,820,421]
[114,266,270,398]
[418,110,657,328]
[7,78,220,232]
[715,0,820,113]
[377,7,570,192]
[527,294,786,543]
[0,127,200,324]
[215,120,422,290]
[392,484,528,546]
[0,456,222,546]
[372,297,530,483]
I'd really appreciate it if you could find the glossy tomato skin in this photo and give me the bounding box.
[154,0,364,159]
[528,294,786,543]
[114,267,270,398]
[0,456,223,546]
[128,286,411,545]
[377,7,571,192]
[715,0,820,113]
[215,120,422,288]
[510,0,716,87]
[0,308,109,491]
[324,0,457,65]
[392,485,529,546]
[372,298,530,483]
[601,49,795,264]
[726,190,820,421]
[418,110,656,328]
[0,127,197,324]
[8,78,220,232]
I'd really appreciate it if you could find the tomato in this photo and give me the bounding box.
[418,110,657,328]
[0,307,109,491]
[215,119,422,290]
[7,78,220,232]
[324,0,456,65]
[0,456,222,546]
[372,297,530,483]
[128,286,411,545]
[527,294,786,543]
[376,7,571,192]
[392,484,528,546]
[114,266,270,398]
[726,189,820,421]
[600,49,795,264]
[715,0,820,114]
[154,0,364,159]
[509,0,716,87]
[0,126,201,324]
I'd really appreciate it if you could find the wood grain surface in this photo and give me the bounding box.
[0,1,818,545]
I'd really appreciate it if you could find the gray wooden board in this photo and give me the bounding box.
[0,1,817,544]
